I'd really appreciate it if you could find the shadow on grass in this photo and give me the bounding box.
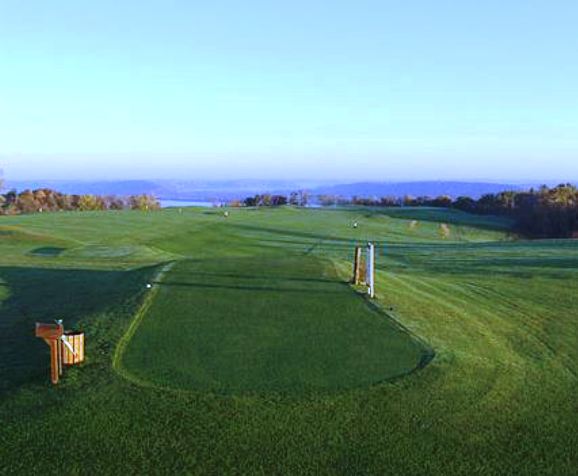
[313,206,514,232]
[379,208,515,232]
[28,246,67,257]
[172,271,342,284]
[157,280,349,294]
[0,266,148,395]
[353,291,436,380]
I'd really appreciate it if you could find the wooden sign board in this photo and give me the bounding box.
[35,322,63,340]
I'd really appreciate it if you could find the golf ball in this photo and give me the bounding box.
[146,284,152,289]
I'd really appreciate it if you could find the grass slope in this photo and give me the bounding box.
[0,207,577,475]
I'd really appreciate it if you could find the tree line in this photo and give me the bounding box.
[3,182,577,238]
[240,190,309,207]
[319,184,578,238]
[0,188,160,215]
[461,184,578,238]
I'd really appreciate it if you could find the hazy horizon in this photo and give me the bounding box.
[2,1,578,182]
[2,166,577,185]
[4,175,575,188]
[2,157,576,184]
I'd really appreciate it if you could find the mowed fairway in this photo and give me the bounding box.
[1,207,577,475]
[121,256,426,394]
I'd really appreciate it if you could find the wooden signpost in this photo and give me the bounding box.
[35,321,84,385]
[35,322,64,384]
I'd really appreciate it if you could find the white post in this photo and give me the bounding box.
[366,242,375,298]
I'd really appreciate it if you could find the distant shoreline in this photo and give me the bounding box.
[159,200,217,208]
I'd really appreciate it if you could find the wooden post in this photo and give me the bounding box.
[352,246,362,284]
[47,339,59,385]
[366,242,375,298]
[36,322,64,385]
[57,322,63,376]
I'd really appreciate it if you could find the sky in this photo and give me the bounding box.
[1,0,578,182]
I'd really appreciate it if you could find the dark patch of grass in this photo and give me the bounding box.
[28,246,67,256]
[0,266,154,395]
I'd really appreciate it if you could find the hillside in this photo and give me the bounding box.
[1,207,577,474]
[312,180,524,199]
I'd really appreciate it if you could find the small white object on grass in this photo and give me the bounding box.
[146,283,152,289]
[353,222,358,228]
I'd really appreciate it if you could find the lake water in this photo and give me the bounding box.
[160,199,322,209]
[160,200,218,208]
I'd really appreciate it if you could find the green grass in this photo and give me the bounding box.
[0,265,155,395]
[0,206,577,475]
[120,256,427,395]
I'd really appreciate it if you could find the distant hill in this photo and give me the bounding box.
[5,179,316,201]
[6,180,160,196]
[6,179,529,202]
[310,181,524,200]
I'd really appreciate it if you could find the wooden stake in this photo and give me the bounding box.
[46,339,59,385]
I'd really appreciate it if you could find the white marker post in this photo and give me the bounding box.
[366,242,375,298]
[352,246,362,284]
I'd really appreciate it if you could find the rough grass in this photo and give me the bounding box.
[0,207,577,475]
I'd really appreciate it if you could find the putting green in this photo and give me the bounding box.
[120,256,429,395]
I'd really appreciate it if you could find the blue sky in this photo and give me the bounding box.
[1,0,577,181]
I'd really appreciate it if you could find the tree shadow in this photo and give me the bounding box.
[158,280,349,294]
[0,266,148,395]
[177,271,341,284]
[297,205,514,233]
[28,247,67,257]
[362,207,514,232]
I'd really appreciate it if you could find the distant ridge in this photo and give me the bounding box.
[311,181,524,200]
[5,180,159,196]
[6,179,528,201]
[4,179,308,201]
